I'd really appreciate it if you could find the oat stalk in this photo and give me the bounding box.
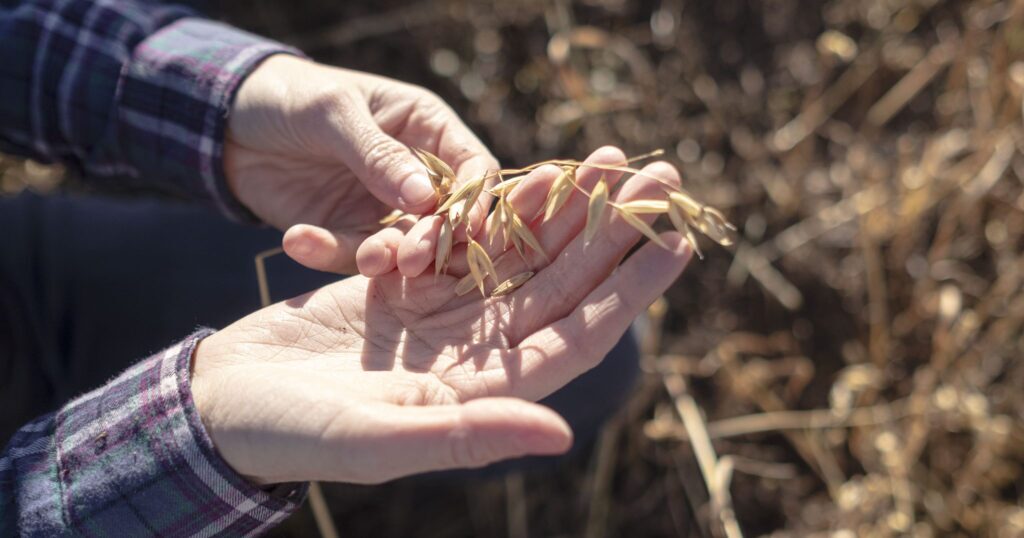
[407,147,735,300]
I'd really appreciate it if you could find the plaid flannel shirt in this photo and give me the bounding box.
[0,1,309,535]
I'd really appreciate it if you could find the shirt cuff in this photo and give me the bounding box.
[120,18,304,222]
[55,329,308,536]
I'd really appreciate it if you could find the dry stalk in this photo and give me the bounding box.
[661,366,743,538]
[864,40,956,128]
[505,472,529,538]
[644,398,913,442]
[715,337,846,496]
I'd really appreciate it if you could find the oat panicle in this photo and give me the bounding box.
[407,147,735,298]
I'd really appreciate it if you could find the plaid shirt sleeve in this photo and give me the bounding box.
[0,330,309,537]
[0,0,302,220]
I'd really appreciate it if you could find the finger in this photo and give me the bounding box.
[335,108,439,215]
[283,224,371,275]
[358,398,572,482]
[503,161,682,341]
[506,233,693,402]
[356,226,407,276]
[396,215,443,277]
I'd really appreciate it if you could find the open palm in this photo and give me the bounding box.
[192,148,693,485]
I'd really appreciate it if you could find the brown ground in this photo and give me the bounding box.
[5,0,1024,536]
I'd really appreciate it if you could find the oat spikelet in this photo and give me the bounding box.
[668,199,704,259]
[455,273,478,296]
[510,212,547,260]
[466,238,497,296]
[379,209,406,226]
[613,204,669,249]
[615,199,670,214]
[435,175,485,215]
[694,206,738,246]
[543,166,576,221]
[585,178,608,244]
[413,148,455,197]
[468,239,498,284]
[668,191,737,247]
[490,271,534,297]
[502,196,518,249]
[461,179,486,234]
[488,193,506,244]
[435,217,454,276]
[509,227,525,258]
[668,191,703,218]
[487,175,525,196]
[441,178,485,229]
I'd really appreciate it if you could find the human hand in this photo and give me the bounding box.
[191,147,694,485]
[225,54,496,275]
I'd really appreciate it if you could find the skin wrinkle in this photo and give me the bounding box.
[338,293,393,358]
[249,310,308,363]
[230,153,370,230]
[402,377,460,407]
[359,131,412,181]
[529,235,621,322]
[430,306,519,399]
[366,281,436,365]
[309,170,366,228]
[440,354,507,400]
[296,84,356,155]
[371,92,416,146]
[444,409,477,468]
[300,305,356,352]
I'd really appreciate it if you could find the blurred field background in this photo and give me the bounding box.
[5,0,1024,536]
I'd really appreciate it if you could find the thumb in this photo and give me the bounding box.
[371,398,573,480]
[336,108,438,214]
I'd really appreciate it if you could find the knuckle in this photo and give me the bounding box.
[417,88,462,123]
[297,84,353,120]
[447,417,491,469]
[561,324,592,366]
[415,87,447,109]
[538,268,576,310]
[361,136,407,174]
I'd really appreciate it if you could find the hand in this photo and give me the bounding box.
[190,147,694,485]
[226,54,496,276]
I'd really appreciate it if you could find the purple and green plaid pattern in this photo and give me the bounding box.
[1,2,313,533]
[0,330,308,536]
[0,0,300,221]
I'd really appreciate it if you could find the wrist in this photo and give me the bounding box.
[190,335,263,484]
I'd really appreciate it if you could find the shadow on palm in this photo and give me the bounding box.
[343,147,691,405]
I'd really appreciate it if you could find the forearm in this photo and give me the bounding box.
[0,0,299,219]
[0,330,306,537]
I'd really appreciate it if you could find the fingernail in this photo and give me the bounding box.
[399,172,436,208]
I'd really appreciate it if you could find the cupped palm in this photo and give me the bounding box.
[192,148,693,485]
